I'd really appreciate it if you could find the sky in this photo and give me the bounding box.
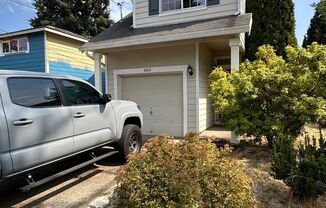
[0,0,320,45]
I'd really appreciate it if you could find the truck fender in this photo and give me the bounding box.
[116,112,143,139]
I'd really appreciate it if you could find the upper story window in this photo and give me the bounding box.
[1,37,29,55]
[149,0,219,16]
[161,0,206,12]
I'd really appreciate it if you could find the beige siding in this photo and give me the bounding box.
[198,44,214,132]
[135,0,239,28]
[106,44,197,132]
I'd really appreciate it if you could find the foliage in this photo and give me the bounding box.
[209,43,326,145]
[111,134,257,208]
[303,0,326,47]
[245,0,297,60]
[30,0,113,37]
[271,136,296,180]
[286,133,326,198]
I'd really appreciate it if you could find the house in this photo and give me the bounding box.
[0,26,106,91]
[81,0,252,140]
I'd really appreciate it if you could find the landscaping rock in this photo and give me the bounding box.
[88,196,110,208]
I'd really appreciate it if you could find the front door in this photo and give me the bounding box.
[60,79,114,152]
[5,77,74,172]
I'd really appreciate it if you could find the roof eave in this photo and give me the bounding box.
[0,27,89,43]
[80,23,251,52]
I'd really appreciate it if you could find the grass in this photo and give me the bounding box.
[215,125,326,208]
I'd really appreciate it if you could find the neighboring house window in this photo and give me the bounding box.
[1,37,29,55]
[161,0,206,12]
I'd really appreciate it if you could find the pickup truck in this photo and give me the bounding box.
[0,70,143,188]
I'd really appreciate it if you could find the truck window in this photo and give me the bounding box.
[7,78,62,107]
[61,79,101,105]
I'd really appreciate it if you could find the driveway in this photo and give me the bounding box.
[0,147,122,208]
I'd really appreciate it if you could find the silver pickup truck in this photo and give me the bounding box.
[0,70,143,188]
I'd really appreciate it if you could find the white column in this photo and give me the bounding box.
[229,38,241,144]
[104,55,108,94]
[94,52,102,92]
[229,38,241,72]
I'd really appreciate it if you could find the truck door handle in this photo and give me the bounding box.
[73,112,85,118]
[13,119,34,126]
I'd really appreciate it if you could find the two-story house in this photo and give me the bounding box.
[0,26,106,91]
[81,0,252,140]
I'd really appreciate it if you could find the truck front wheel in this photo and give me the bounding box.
[115,124,143,162]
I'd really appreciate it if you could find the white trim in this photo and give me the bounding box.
[195,42,199,132]
[133,0,137,28]
[0,27,88,43]
[44,28,88,43]
[80,24,251,51]
[0,28,44,39]
[44,31,49,73]
[113,65,188,136]
[105,55,109,93]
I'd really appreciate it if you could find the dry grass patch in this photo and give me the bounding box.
[218,141,326,208]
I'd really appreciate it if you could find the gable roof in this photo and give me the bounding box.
[81,13,252,51]
[0,26,89,42]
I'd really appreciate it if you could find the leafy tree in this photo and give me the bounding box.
[303,0,326,47]
[209,43,326,146]
[246,0,297,60]
[30,0,113,37]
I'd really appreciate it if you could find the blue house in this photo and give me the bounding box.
[0,26,105,92]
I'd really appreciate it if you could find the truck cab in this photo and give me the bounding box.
[0,70,143,185]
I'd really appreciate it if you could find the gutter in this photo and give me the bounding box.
[80,23,252,51]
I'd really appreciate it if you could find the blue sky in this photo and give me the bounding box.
[0,0,319,45]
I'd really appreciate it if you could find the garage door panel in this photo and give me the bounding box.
[121,73,183,136]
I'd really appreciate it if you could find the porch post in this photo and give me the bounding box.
[229,38,241,144]
[94,52,102,92]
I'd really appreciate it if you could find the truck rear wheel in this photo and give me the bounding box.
[115,124,143,162]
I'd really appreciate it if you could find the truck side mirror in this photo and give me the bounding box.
[101,94,112,104]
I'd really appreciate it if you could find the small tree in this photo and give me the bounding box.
[30,0,113,37]
[303,0,326,47]
[246,0,297,60]
[209,43,326,146]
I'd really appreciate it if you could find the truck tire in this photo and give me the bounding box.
[115,124,143,162]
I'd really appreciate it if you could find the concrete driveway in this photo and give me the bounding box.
[0,148,122,208]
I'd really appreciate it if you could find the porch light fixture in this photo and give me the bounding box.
[187,65,194,77]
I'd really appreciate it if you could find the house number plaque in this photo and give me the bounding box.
[144,68,151,72]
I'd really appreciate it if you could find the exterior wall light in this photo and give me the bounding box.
[187,65,194,77]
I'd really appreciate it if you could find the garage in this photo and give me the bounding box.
[120,73,184,136]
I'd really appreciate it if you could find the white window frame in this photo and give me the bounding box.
[159,0,207,15]
[0,37,30,56]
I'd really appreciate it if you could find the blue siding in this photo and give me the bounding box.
[49,61,106,93]
[0,32,45,72]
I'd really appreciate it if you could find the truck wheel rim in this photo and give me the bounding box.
[129,132,140,152]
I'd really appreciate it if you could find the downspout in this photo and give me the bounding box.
[85,51,106,67]
[234,0,241,16]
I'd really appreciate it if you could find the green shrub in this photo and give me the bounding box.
[209,43,326,146]
[271,136,296,180]
[286,134,326,198]
[111,134,257,208]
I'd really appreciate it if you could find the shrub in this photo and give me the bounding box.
[111,134,257,208]
[271,136,296,180]
[286,134,326,198]
[209,43,326,146]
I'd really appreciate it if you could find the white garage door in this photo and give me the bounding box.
[121,73,183,136]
